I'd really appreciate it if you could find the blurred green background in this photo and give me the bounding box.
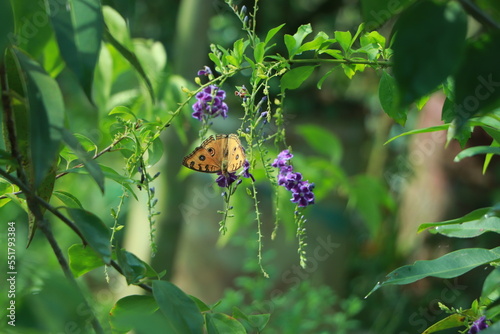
[1,0,499,333]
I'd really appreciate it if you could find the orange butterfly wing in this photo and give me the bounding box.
[182,134,246,174]
[182,135,223,173]
[225,134,245,173]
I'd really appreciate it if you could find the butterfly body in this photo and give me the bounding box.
[182,134,245,175]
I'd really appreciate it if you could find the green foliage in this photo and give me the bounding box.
[367,247,500,296]
[1,0,500,332]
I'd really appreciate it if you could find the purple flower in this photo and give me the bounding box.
[278,171,302,191]
[291,181,315,207]
[271,150,293,169]
[271,150,315,207]
[469,316,489,334]
[216,172,238,188]
[191,85,229,121]
[197,66,212,76]
[240,160,255,182]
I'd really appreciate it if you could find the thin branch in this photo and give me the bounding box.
[0,170,87,247]
[458,0,500,30]
[289,58,392,67]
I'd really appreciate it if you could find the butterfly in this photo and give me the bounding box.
[182,134,246,175]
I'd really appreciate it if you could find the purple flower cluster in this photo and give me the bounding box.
[192,85,229,121]
[216,160,254,188]
[272,150,315,207]
[469,316,489,334]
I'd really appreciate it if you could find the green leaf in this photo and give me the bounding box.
[103,26,155,103]
[66,207,112,263]
[452,32,500,130]
[53,190,83,208]
[230,38,247,66]
[116,248,147,285]
[63,164,138,199]
[253,41,265,64]
[232,307,270,332]
[360,31,386,49]
[429,215,500,238]
[205,313,246,334]
[482,267,500,302]
[189,296,211,313]
[341,63,355,79]
[366,247,500,297]
[483,139,500,173]
[48,0,103,99]
[296,124,342,163]
[9,1,52,56]
[264,23,285,46]
[280,66,316,92]
[392,1,467,105]
[454,146,500,162]
[418,207,492,232]
[297,31,331,54]
[68,244,105,277]
[421,313,467,334]
[147,137,164,167]
[109,295,163,333]
[60,128,105,192]
[418,207,500,238]
[385,125,449,145]
[335,31,352,55]
[379,70,406,125]
[285,24,313,58]
[152,280,204,334]
[13,48,65,187]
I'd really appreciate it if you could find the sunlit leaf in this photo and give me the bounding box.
[421,313,467,334]
[68,244,105,277]
[297,31,331,54]
[335,31,352,55]
[280,66,316,92]
[264,23,285,46]
[285,24,312,58]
